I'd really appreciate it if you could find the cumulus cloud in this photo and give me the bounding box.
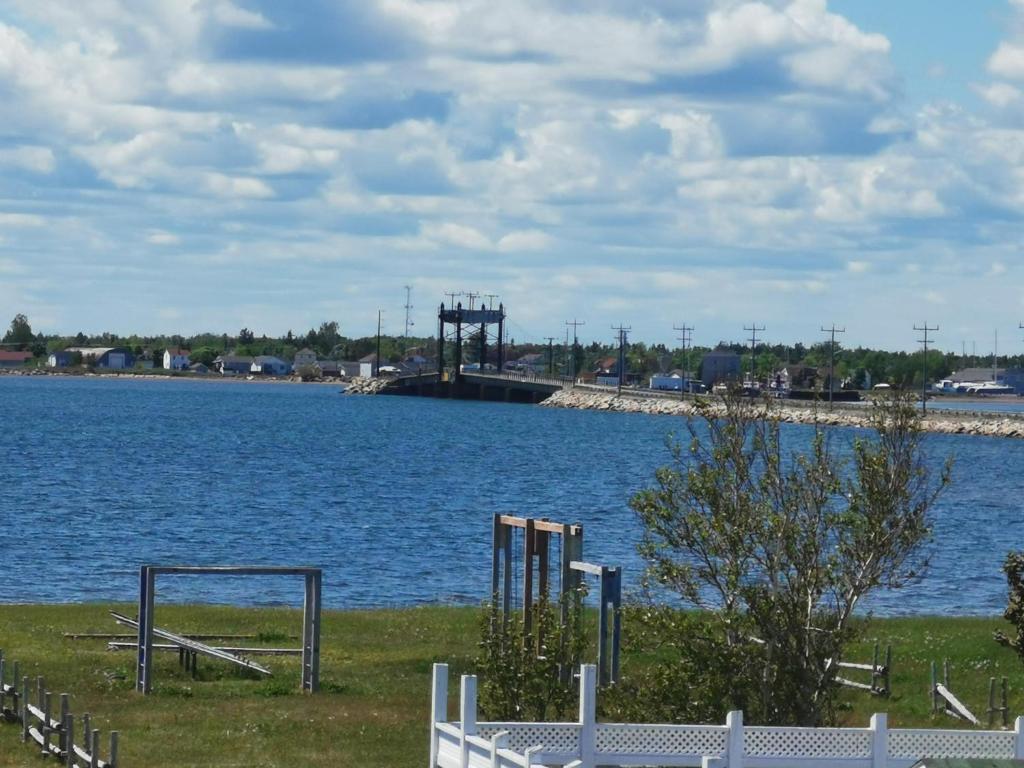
[0,0,1018,345]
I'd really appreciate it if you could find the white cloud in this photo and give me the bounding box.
[0,146,56,173]
[422,222,491,250]
[204,173,275,199]
[0,213,46,227]
[147,231,180,245]
[989,42,1024,80]
[496,230,550,252]
[846,260,871,274]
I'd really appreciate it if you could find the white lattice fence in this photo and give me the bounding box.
[429,663,1024,768]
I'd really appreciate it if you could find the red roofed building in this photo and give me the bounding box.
[0,350,33,368]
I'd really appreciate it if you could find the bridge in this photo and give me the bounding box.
[382,370,570,404]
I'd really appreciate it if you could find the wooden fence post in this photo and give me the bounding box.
[109,731,119,768]
[578,664,597,768]
[21,677,29,742]
[870,713,888,768]
[459,675,477,768]
[64,713,74,768]
[1014,716,1024,759]
[726,711,744,768]
[429,664,448,768]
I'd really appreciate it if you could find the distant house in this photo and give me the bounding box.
[189,362,209,374]
[251,356,291,376]
[213,355,253,375]
[700,348,741,387]
[335,361,362,378]
[359,353,378,378]
[293,348,318,369]
[778,364,818,390]
[0,350,33,368]
[163,348,190,371]
[48,351,72,368]
[64,347,133,370]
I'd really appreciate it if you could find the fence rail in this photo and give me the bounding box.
[0,650,119,768]
[430,663,1024,768]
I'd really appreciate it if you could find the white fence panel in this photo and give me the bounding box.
[430,664,1024,768]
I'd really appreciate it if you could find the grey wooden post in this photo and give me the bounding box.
[83,714,91,749]
[491,514,502,607]
[301,571,322,692]
[502,522,512,624]
[11,661,18,715]
[42,690,52,756]
[21,677,29,742]
[109,731,119,768]
[597,567,610,686]
[59,693,70,756]
[0,650,5,713]
[609,567,622,685]
[523,518,535,638]
[64,714,74,768]
[90,728,100,768]
[136,565,155,693]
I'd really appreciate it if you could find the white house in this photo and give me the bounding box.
[163,348,190,371]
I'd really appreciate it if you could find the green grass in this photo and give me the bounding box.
[0,606,1022,767]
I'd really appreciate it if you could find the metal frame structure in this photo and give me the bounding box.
[490,515,583,638]
[438,303,506,380]
[569,561,622,686]
[135,565,322,694]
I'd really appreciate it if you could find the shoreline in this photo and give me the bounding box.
[540,388,1024,438]
[0,367,343,387]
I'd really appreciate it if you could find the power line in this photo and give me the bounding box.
[673,322,693,401]
[914,322,938,415]
[612,323,631,395]
[565,319,585,381]
[820,324,846,410]
[544,337,557,376]
[743,323,765,387]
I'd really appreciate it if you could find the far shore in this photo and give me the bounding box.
[0,367,344,387]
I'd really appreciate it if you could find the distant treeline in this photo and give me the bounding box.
[3,313,1016,386]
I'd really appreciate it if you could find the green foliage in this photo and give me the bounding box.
[4,313,34,349]
[190,346,220,367]
[999,553,1024,660]
[628,392,950,725]
[476,593,587,722]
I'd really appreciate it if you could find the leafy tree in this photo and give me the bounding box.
[4,313,34,349]
[628,392,950,725]
[190,346,219,367]
[238,327,255,344]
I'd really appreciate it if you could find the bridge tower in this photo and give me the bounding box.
[437,301,506,382]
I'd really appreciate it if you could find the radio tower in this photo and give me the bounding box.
[403,285,414,340]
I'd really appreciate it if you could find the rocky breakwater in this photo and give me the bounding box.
[342,376,393,395]
[540,388,1024,439]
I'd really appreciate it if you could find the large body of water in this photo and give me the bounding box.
[1,376,1020,615]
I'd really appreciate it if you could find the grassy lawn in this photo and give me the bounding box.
[0,605,1022,767]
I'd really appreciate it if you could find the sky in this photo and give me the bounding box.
[1,1,1024,352]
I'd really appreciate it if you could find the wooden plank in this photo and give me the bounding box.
[145,566,321,576]
[498,515,582,536]
[523,519,535,638]
[105,642,301,655]
[836,677,874,691]
[570,560,604,576]
[110,612,271,676]
[66,633,278,641]
[936,683,981,725]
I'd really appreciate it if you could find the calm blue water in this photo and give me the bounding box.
[0,376,1020,616]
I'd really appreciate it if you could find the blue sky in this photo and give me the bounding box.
[1,0,1023,352]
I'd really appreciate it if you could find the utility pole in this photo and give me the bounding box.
[444,290,461,307]
[612,324,631,395]
[914,322,938,414]
[565,319,585,382]
[465,291,480,310]
[744,323,765,387]
[544,337,556,376]
[820,324,846,410]
[375,310,383,377]
[485,293,499,310]
[673,322,693,400]
[403,285,413,341]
